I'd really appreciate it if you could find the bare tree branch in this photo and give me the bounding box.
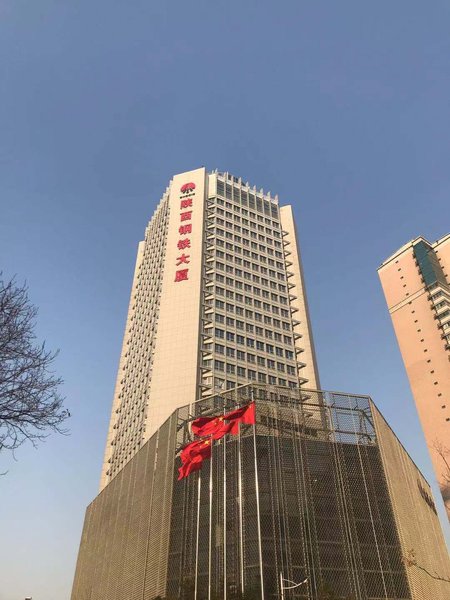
[0,273,69,454]
[404,549,450,584]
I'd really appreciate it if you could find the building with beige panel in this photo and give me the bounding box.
[72,170,450,600]
[378,234,450,520]
[101,167,320,490]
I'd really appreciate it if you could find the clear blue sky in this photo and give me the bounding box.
[1,1,449,598]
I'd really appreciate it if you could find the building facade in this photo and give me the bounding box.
[72,386,450,600]
[72,171,450,600]
[101,168,320,489]
[378,235,450,520]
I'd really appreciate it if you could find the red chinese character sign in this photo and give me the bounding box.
[174,182,196,283]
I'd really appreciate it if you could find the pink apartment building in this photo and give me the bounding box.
[378,234,450,521]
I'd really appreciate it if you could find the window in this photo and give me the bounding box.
[215,360,224,371]
[226,347,235,358]
[269,375,277,385]
[215,328,225,338]
[215,314,225,324]
[226,332,235,342]
[257,356,266,366]
[258,373,267,383]
[226,364,235,374]
[248,370,257,380]
[256,340,265,351]
[237,350,246,360]
[287,365,296,375]
[247,353,256,363]
[237,366,246,377]
[236,320,245,330]
[215,344,225,354]
[266,344,274,354]
[267,359,276,369]
[285,350,294,360]
[275,347,284,357]
[237,335,245,345]
[247,338,255,347]
[277,362,285,372]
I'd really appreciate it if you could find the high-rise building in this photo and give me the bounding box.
[101,167,320,490]
[378,234,450,520]
[72,171,450,600]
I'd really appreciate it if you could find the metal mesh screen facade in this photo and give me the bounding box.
[72,386,449,600]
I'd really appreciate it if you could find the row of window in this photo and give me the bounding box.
[215,250,284,270]
[215,208,280,234]
[215,284,289,302]
[212,329,293,346]
[215,216,281,239]
[214,312,291,332]
[211,353,296,374]
[214,374,297,388]
[213,331,295,356]
[215,236,284,260]
[208,198,280,229]
[215,298,290,316]
[215,227,283,248]
[214,284,288,303]
[216,261,286,281]
[215,184,279,218]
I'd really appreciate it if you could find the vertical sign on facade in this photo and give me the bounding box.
[175,182,196,282]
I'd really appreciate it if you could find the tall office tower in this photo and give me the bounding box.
[101,167,320,490]
[378,234,450,520]
[72,172,450,600]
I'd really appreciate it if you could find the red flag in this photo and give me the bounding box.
[178,438,212,480]
[180,438,212,462]
[178,454,203,480]
[192,415,233,440]
[223,402,256,434]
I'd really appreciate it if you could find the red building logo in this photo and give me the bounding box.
[180,182,196,194]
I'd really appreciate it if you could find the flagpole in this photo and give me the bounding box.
[223,436,227,600]
[251,387,265,599]
[208,449,213,600]
[237,423,245,595]
[194,471,201,600]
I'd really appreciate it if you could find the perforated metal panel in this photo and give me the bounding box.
[72,386,449,600]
